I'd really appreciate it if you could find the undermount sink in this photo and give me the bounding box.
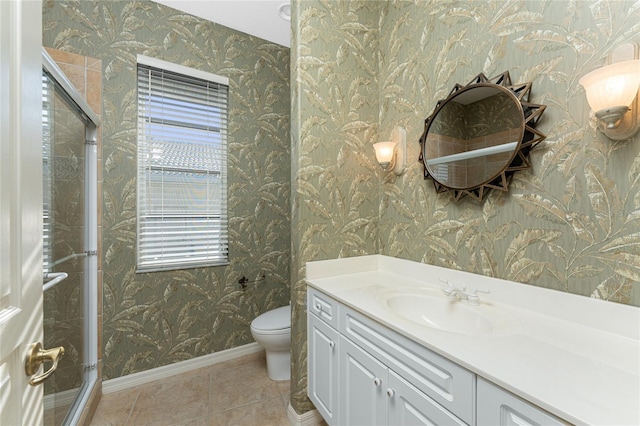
[380,288,521,337]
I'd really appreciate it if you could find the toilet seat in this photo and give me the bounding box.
[251,305,291,334]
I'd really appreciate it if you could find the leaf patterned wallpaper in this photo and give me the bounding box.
[41,0,640,415]
[43,0,291,380]
[292,0,640,415]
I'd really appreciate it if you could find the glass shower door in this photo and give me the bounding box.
[42,68,95,426]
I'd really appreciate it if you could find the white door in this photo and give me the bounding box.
[0,0,44,425]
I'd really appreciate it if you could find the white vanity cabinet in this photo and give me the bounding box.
[308,287,473,426]
[306,255,640,425]
[308,286,568,426]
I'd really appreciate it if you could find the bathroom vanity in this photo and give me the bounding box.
[306,255,640,425]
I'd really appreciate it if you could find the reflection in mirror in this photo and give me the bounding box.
[424,86,523,189]
[419,72,547,201]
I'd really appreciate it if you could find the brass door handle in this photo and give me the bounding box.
[25,342,65,386]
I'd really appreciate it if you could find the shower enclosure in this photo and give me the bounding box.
[41,49,99,425]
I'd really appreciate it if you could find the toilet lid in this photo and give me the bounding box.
[251,305,291,331]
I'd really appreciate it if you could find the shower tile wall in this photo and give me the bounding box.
[43,47,103,425]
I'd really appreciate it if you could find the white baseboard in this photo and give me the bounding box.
[287,403,324,426]
[44,387,77,412]
[102,342,263,394]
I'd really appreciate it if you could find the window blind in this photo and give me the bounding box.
[136,61,229,272]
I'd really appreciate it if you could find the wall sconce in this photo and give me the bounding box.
[579,43,640,140]
[373,126,407,175]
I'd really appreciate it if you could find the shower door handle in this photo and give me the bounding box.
[25,342,65,386]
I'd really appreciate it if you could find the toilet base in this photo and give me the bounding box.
[265,350,290,381]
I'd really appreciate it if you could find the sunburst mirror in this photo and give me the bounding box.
[418,71,546,202]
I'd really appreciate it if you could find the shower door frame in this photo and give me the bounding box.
[42,48,100,425]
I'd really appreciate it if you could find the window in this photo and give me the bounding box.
[136,55,229,272]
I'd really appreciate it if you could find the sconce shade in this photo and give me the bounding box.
[373,141,396,168]
[579,60,640,112]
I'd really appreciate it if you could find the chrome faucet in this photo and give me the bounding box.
[440,279,490,305]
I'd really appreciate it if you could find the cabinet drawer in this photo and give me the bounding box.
[477,378,568,426]
[341,305,475,425]
[308,287,340,329]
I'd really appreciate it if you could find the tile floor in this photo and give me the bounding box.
[90,352,291,426]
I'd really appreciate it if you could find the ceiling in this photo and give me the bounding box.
[154,0,291,47]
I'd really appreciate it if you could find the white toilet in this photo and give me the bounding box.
[250,305,291,381]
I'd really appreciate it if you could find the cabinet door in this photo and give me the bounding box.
[387,370,467,426]
[340,336,388,426]
[308,313,340,425]
[477,378,568,426]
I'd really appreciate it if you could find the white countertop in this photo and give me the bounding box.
[306,255,640,426]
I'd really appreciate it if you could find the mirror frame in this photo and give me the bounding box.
[419,71,547,202]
